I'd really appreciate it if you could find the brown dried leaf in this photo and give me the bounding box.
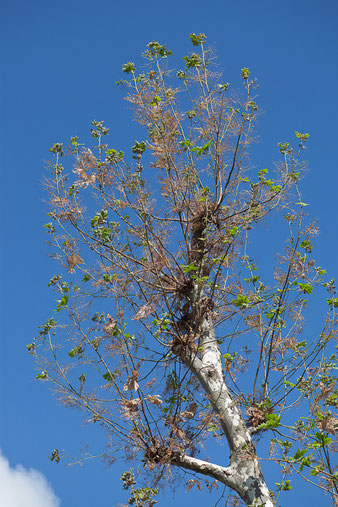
[124,370,139,392]
[185,479,202,492]
[144,377,157,389]
[146,394,162,406]
[315,382,336,404]
[67,253,83,273]
[247,406,266,427]
[317,415,338,435]
[103,315,117,336]
[180,402,197,420]
[133,304,155,320]
[120,398,142,419]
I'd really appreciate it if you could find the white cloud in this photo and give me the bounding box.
[0,452,61,507]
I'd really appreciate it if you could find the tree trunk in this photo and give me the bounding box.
[174,287,273,506]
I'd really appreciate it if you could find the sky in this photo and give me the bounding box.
[1,0,337,506]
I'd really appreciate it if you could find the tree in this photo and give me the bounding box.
[31,34,337,506]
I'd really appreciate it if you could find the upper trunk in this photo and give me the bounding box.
[173,284,273,505]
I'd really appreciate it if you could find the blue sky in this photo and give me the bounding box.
[1,1,337,505]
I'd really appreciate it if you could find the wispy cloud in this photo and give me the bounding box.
[0,452,60,507]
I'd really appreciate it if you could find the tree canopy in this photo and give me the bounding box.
[32,34,337,506]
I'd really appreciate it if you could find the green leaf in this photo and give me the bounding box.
[182,262,199,273]
[70,136,79,146]
[132,141,147,155]
[232,294,252,309]
[38,318,57,337]
[327,298,338,308]
[68,345,84,358]
[191,140,211,156]
[276,480,292,491]
[295,131,310,140]
[27,342,36,354]
[293,448,307,461]
[241,68,250,80]
[189,33,207,46]
[300,240,313,252]
[149,95,161,106]
[145,41,172,59]
[105,149,124,164]
[315,432,332,447]
[122,62,136,74]
[298,283,313,294]
[183,53,203,69]
[257,413,281,430]
[228,226,239,238]
[49,449,60,464]
[244,275,260,284]
[103,370,119,382]
[44,223,56,234]
[49,143,64,156]
[217,83,229,92]
[278,141,291,154]
[187,109,196,119]
[36,371,47,380]
[56,294,68,312]
[299,455,313,471]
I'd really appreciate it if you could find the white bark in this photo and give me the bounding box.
[175,303,273,506]
[172,454,273,507]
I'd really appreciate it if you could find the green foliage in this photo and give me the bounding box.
[145,41,172,59]
[232,294,252,309]
[295,131,309,141]
[68,345,84,358]
[217,83,229,92]
[36,371,47,380]
[300,239,313,252]
[105,148,124,164]
[26,342,35,354]
[121,469,158,506]
[91,209,108,228]
[298,283,313,295]
[275,480,292,491]
[183,53,203,69]
[278,141,292,155]
[49,143,64,156]
[37,33,337,506]
[257,413,281,431]
[103,370,119,382]
[49,449,61,464]
[122,62,136,74]
[189,33,207,46]
[187,109,197,119]
[44,222,56,234]
[223,352,238,363]
[191,140,211,156]
[149,95,161,107]
[56,293,68,312]
[327,297,338,307]
[182,262,199,273]
[132,141,147,156]
[38,318,57,337]
[90,120,109,138]
[241,68,250,80]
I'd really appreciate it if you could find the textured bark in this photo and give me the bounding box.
[173,287,273,506]
[172,454,273,506]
